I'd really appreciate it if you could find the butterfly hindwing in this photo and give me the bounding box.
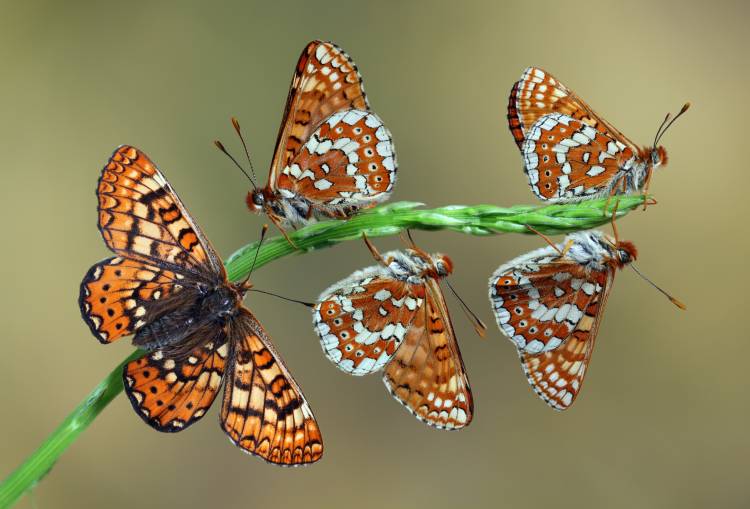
[123,333,229,431]
[383,279,473,430]
[279,109,396,214]
[97,145,223,277]
[79,256,184,343]
[221,309,323,465]
[313,269,424,376]
[522,113,632,201]
[489,245,607,354]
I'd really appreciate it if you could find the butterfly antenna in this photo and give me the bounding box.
[249,288,314,308]
[231,117,259,185]
[446,281,487,337]
[654,102,691,146]
[214,139,257,190]
[240,224,269,288]
[652,112,671,149]
[630,263,687,310]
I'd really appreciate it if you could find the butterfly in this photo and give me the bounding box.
[79,145,323,465]
[488,230,637,410]
[232,40,397,233]
[311,236,475,430]
[507,67,688,202]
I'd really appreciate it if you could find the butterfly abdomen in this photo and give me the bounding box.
[133,308,198,351]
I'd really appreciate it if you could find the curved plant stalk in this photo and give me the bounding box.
[0,196,644,508]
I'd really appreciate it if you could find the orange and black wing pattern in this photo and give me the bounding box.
[124,332,229,431]
[269,40,369,185]
[221,309,323,465]
[507,67,637,151]
[383,279,473,430]
[79,256,184,343]
[96,145,223,277]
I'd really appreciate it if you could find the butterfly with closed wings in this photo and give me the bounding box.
[312,235,482,430]
[488,229,684,410]
[217,40,397,239]
[507,67,688,203]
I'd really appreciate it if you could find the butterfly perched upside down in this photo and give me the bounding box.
[312,236,474,430]
[79,145,322,465]
[507,67,688,202]
[222,40,397,235]
[488,230,638,410]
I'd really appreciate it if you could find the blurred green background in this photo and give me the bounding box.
[2,1,748,507]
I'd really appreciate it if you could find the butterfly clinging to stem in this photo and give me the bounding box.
[507,67,689,203]
[215,40,397,242]
[79,145,322,465]
[312,234,484,430]
[488,229,684,410]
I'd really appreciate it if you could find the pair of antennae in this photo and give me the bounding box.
[214,117,258,190]
[653,102,691,148]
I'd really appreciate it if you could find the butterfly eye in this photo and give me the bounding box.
[618,249,632,263]
[651,150,661,165]
[252,193,264,206]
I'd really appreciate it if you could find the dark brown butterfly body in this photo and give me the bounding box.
[132,281,247,356]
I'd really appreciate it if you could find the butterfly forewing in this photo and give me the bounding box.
[384,279,473,430]
[97,145,223,277]
[270,40,369,185]
[221,309,323,465]
[508,67,636,150]
[124,333,229,431]
[313,271,424,376]
[519,271,613,410]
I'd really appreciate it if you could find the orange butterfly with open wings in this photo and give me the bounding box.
[79,146,322,465]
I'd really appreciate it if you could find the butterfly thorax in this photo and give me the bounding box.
[133,284,240,353]
[565,231,637,271]
[619,145,666,192]
[246,186,312,229]
[384,250,453,284]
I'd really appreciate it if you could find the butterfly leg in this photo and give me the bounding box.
[560,238,575,257]
[362,233,388,266]
[268,214,299,250]
[609,198,621,244]
[641,170,654,211]
[525,224,563,256]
